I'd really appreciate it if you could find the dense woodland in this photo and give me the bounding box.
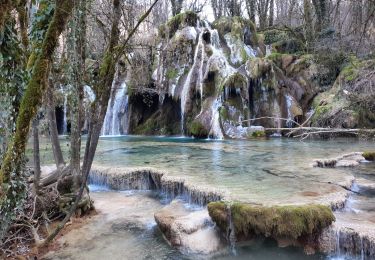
[0,0,374,258]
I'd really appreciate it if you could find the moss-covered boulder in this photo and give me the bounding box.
[188,120,209,138]
[208,202,335,243]
[213,16,260,65]
[311,58,375,129]
[272,38,305,54]
[263,29,289,45]
[212,16,257,46]
[363,151,375,161]
[159,11,199,39]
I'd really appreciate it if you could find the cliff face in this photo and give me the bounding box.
[108,12,373,139]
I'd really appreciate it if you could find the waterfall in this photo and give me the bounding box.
[63,94,68,135]
[285,94,294,128]
[210,99,224,139]
[180,27,205,135]
[226,204,237,255]
[102,81,128,136]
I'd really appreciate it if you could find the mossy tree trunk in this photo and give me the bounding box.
[304,0,314,48]
[32,118,41,195]
[69,0,87,191]
[0,0,74,196]
[0,0,12,30]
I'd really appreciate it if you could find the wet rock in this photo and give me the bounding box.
[318,223,375,258]
[154,200,223,254]
[313,152,365,168]
[89,166,223,206]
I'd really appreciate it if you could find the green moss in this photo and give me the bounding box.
[363,151,375,161]
[341,56,362,82]
[188,121,208,138]
[207,202,228,231]
[209,202,335,240]
[272,39,304,54]
[159,11,198,39]
[213,16,257,45]
[219,107,229,121]
[220,72,247,92]
[251,130,266,138]
[263,29,288,45]
[231,203,335,240]
[166,68,179,80]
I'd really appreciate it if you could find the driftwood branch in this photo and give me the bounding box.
[241,116,375,140]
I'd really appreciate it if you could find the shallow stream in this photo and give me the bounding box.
[36,136,374,259]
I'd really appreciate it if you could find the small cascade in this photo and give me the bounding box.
[63,94,68,135]
[89,167,223,206]
[102,81,129,136]
[209,99,224,139]
[336,229,341,256]
[285,94,294,128]
[226,204,237,255]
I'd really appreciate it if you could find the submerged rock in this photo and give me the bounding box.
[313,152,365,168]
[154,200,224,254]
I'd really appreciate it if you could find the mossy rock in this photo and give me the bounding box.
[159,11,199,39]
[340,56,364,82]
[263,29,288,45]
[208,202,335,241]
[363,151,375,161]
[272,39,304,54]
[251,130,266,138]
[207,202,228,231]
[246,58,273,79]
[213,16,258,46]
[188,120,209,138]
[220,72,247,92]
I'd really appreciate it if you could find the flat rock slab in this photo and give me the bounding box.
[313,152,365,168]
[154,200,224,254]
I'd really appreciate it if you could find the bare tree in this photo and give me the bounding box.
[171,0,183,15]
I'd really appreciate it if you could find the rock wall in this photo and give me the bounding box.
[114,13,322,139]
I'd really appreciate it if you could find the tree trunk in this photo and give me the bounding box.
[0,0,12,30]
[46,82,65,168]
[312,0,328,32]
[70,0,86,191]
[246,0,256,23]
[15,0,29,52]
[304,0,314,47]
[32,118,41,195]
[0,0,74,195]
[170,0,183,16]
[269,0,274,26]
[258,0,270,29]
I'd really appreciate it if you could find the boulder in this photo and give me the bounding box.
[154,200,223,254]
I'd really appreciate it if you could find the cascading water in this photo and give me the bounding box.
[210,99,224,139]
[180,25,205,135]
[102,81,129,136]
